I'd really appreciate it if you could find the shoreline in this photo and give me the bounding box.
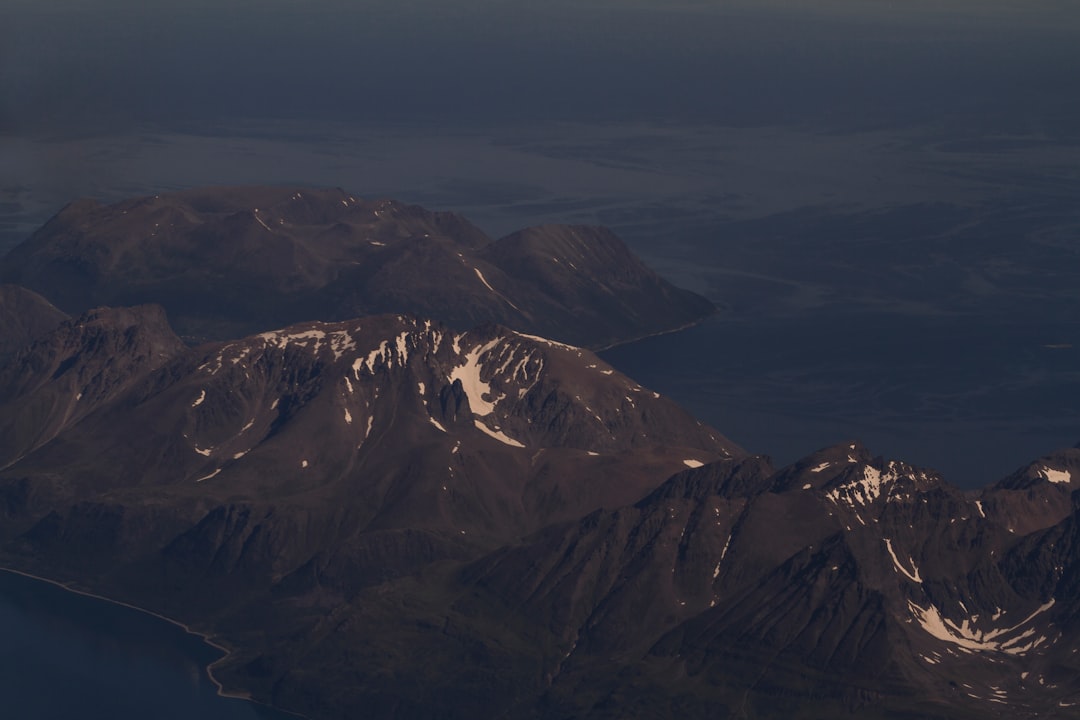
[593,310,716,353]
[0,565,306,719]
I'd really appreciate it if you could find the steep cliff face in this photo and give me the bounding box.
[0,187,714,347]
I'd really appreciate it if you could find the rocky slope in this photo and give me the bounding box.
[1,213,1079,717]
[0,306,737,650]
[0,284,67,361]
[0,187,714,347]
[2,300,1079,719]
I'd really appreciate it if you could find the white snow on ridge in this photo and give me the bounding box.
[473,267,496,293]
[826,463,900,509]
[884,538,922,583]
[252,209,272,231]
[473,419,525,448]
[354,330,418,376]
[513,331,579,352]
[907,599,1055,656]
[1040,466,1072,484]
[472,268,522,310]
[450,339,503,416]
[810,462,831,473]
[258,328,328,352]
[329,330,357,360]
[683,459,704,468]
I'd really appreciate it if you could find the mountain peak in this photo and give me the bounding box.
[1,187,713,348]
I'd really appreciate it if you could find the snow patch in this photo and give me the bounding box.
[683,459,704,468]
[473,419,525,448]
[907,599,1055,655]
[513,331,578,351]
[810,462,831,473]
[196,468,222,482]
[429,417,447,432]
[473,267,496,292]
[450,339,503,416]
[193,445,213,457]
[301,460,309,468]
[1040,466,1072,484]
[258,328,328,353]
[884,539,923,583]
[826,463,900,509]
[252,209,272,231]
[329,331,357,360]
[191,390,206,408]
[344,408,352,424]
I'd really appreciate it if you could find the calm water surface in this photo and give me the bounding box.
[0,570,295,720]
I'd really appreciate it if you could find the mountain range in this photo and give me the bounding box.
[0,186,713,348]
[1,188,1079,719]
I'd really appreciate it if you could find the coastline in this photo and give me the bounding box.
[593,308,717,353]
[0,564,306,719]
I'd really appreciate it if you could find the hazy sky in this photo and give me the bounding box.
[4,1,1080,136]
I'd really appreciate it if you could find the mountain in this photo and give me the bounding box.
[0,306,736,626]
[0,187,714,348]
[0,284,67,361]
[2,189,1080,718]
[3,309,1080,719]
[435,445,1080,719]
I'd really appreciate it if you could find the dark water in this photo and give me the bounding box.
[602,312,1080,489]
[0,570,295,720]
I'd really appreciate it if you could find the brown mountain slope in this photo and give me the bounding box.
[0,187,714,347]
[0,284,67,360]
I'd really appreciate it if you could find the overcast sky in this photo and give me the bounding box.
[4,1,1079,137]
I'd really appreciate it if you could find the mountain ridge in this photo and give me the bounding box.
[1,188,1079,718]
[0,186,715,348]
